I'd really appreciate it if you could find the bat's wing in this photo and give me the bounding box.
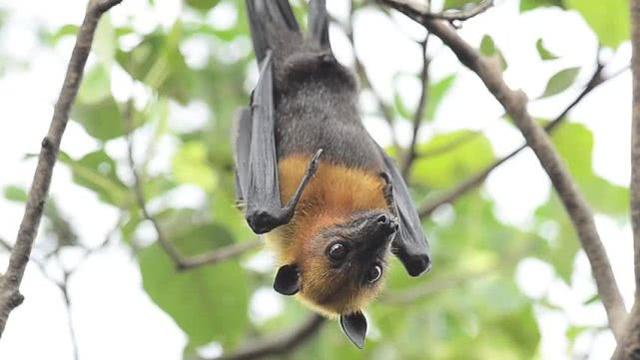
[380,151,432,276]
[234,53,321,235]
[233,106,251,207]
[234,53,281,234]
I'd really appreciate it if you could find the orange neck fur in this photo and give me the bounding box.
[264,155,387,263]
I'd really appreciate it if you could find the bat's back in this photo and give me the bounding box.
[245,0,384,172]
[273,54,384,172]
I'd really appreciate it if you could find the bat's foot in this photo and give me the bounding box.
[391,245,432,277]
[246,209,286,234]
[379,172,395,208]
[245,149,324,235]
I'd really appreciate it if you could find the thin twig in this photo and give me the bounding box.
[402,37,431,178]
[0,239,12,254]
[123,103,260,271]
[209,315,325,360]
[0,0,124,338]
[179,239,261,270]
[57,267,79,360]
[381,6,628,338]
[342,1,402,152]
[124,102,188,268]
[382,0,493,21]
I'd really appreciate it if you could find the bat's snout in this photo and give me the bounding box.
[375,214,399,235]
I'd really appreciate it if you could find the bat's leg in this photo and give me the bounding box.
[246,149,323,233]
[282,148,323,215]
[380,172,395,210]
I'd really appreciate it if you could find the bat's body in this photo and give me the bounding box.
[234,0,431,348]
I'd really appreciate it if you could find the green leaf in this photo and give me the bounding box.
[42,24,79,45]
[72,95,123,141]
[3,185,77,246]
[425,75,456,121]
[552,122,629,216]
[584,293,600,305]
[536,38,559,60]
[479,35,507,70]
[116,24,194,104]
[3,185,27,202]
[412,131,495,189]
[393,92,413,120]
[59,151,129,206]
[520,0,564,12]
[566,325,588,342]
[138,223,249,347]
[444,0,483,9]
[186,0,220,11]
[392,73,418,120]
[489,304,541,357]
[93,15,116,68]
[535,196,580,283]
[77,65,112,104]
[43,199,78,247]
[541,67,580,98]
[566,0,629,48]
[172,141,218,191]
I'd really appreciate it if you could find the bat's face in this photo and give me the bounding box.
[272,210,398,316]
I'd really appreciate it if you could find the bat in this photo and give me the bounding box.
[233,0,431,348]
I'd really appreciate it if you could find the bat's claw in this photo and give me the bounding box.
[307,149,323,176]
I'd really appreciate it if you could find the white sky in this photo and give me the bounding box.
[0,0,634,359]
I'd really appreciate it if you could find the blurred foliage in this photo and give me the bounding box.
[0,0,633,359]
[536,38,559,61]
[540,67,580,98]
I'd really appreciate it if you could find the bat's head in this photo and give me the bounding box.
[272,209,398,348]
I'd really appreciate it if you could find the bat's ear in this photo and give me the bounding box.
[340,311,367,349]
[273,264,300,295]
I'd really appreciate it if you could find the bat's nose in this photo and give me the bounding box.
[376,214,399,235]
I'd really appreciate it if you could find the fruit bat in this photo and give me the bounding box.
[233,0,431,349]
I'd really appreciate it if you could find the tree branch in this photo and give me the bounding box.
[402,37,431,178]
[124,103,259,271]
[178,240,261,270]
[209,315,325,360]
[0,0,123,339]
[382,2,628,339]
[386,0,493,22]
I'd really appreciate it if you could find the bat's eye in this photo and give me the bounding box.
[367,264,383,283]
[327,242,348,261]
